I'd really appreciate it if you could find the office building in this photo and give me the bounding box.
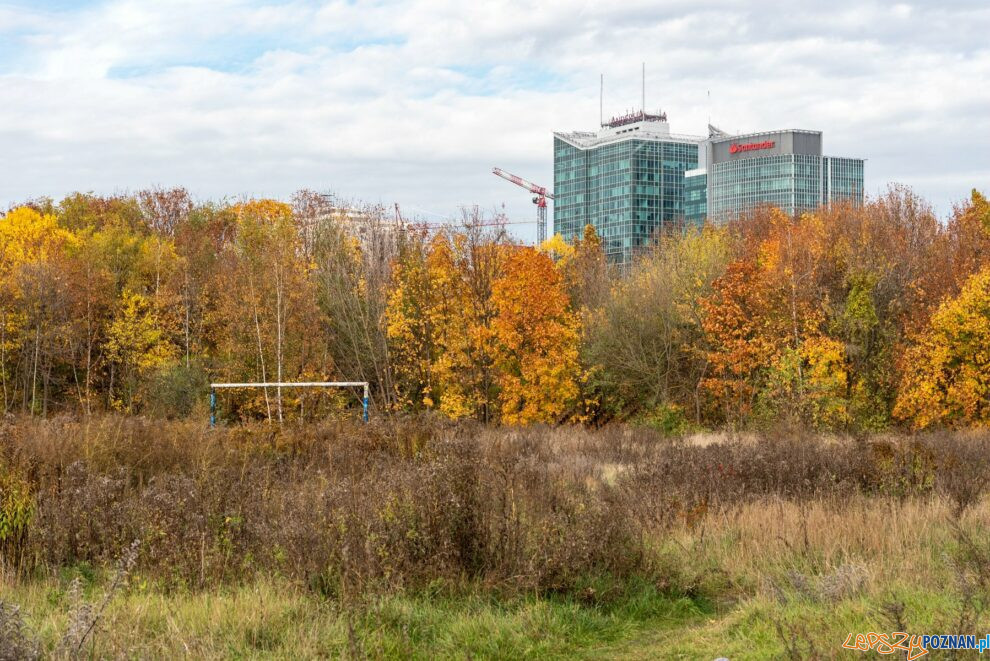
[553,111,702,263]
[684,128,864,224]
[553,115,865,262]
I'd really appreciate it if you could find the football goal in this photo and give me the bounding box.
[209,381,370,427]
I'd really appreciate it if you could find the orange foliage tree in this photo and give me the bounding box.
[701,209,853,428]
[386,229,506,420]
[700,259,787,425]
[492,247,580,424]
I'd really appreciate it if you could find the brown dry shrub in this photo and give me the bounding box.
[4,417,643,597]
[3,416,990,599]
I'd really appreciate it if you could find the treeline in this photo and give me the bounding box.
[1,186,988,430]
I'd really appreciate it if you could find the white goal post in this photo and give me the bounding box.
[209,381,370,427]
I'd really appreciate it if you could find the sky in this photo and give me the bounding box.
[1,0,988,242]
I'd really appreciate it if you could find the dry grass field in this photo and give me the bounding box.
[2,417,989,658]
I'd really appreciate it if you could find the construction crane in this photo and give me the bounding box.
[492,167,553,244]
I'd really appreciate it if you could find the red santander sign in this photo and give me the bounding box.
[729,140,775,154]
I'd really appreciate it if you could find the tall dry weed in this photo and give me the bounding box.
[1,415,989,601]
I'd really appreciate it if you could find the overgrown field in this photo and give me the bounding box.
[2,417,990,658]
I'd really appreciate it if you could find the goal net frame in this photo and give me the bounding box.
[209,381,369,427]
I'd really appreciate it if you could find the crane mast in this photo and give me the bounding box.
[492,167,554,244]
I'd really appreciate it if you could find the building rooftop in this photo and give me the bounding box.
[555,113,704,150]
[707,128,822,145]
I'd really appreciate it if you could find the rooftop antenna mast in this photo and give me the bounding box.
[599,73,604,127]
[642,62,645,113]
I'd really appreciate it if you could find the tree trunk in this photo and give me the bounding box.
[31,322,41,415]
[85,290,93,415]
[274,266,284,422]
[1,308,8,414]
[248,275,272,422]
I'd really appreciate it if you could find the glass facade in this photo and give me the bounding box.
[684,171,707,225]
[823,157,865,204]
[553,135,699,263]
[553,137,589,241]
[555,126,864,253]
[709,154,824,220]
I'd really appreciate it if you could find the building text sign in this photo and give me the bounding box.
[729,140,776,154]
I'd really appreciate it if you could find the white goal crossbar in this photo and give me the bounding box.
[209,381,369,427]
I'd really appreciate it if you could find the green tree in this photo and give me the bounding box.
[586,226,729,422]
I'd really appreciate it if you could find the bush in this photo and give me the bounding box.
[0,466,34,567]
[0,600,40,661]
[2,416,989,599]
[142,360,210,418]
[635,404,693,437]
[4,417,647,597]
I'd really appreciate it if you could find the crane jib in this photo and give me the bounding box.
[491,166,553,243]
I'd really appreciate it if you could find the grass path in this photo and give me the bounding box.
[2,573,978,659]
[2,575,718,659]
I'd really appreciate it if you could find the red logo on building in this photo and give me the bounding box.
[729,140,776,154]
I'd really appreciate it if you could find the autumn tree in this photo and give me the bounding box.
[310,194,399,411]
[61,226,113,412]
[586,226,728,423]
[104,290,176,411]
[387,212,523,422]
[453,215,508,422]
[562,224,609,313]
[700,259,786,425]
[386,226,504,420]
[492,247,580,424]
[746,210,851,427]
[386,232,445,412]
[75,197,181,411]
[0,207,77,414]
[894,266,990,428]
[171,203,235,368]
[213,200,327,421]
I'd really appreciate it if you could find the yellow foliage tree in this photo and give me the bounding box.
[492,248,580,424]
[386,237,441,411]
[801,335,850,428]
[386,233,493,419]
[425,234,482,418]
[388,236,582,423]
[0,207,78,414]
[214,200,328,421]
[757,335,850,429]
[894,266,990,429]
[104,290,177,411]
[537,233,575,264]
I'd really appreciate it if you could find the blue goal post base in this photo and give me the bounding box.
[209,381,370,427]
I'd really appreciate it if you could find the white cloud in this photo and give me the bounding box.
[1,0,988,240]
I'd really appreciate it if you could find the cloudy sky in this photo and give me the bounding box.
[1,0,988,241]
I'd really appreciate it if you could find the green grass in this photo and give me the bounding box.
[617,585,978,660]
[8,575,972,660]
[2,575,711,659]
